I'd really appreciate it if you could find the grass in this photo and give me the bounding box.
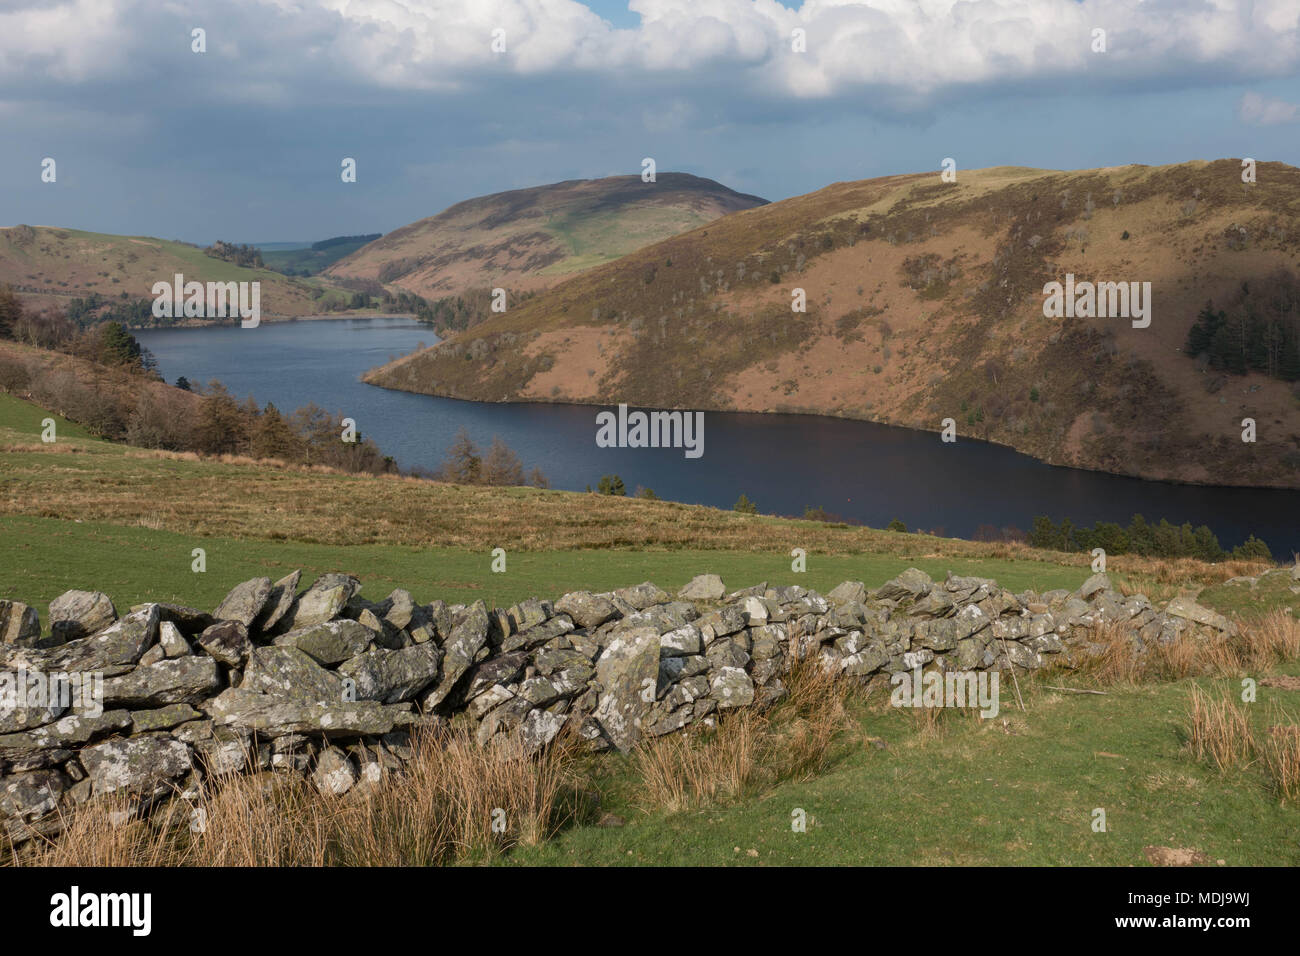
[506,662,1300,866]
[0,514,1105,615]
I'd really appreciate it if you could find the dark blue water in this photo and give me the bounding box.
[137,317,1300,556]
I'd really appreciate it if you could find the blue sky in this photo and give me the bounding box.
[1,0,1297,244]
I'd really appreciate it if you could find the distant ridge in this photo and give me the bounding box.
[325,172,768,300]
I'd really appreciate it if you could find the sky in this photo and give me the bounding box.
[0,0,1297,245]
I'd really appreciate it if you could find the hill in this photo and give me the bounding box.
[0,225,351,318]
[324,173,768,301]
[364,161,1300,489]
[261,234,382,276]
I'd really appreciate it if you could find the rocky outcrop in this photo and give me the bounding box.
[0,567,1240,845]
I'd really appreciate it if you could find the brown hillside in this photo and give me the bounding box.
[364,161,1300,489]
[0,226,339,316]
[326,173,767,301]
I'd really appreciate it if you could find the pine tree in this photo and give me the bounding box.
[252,402,302,461]
[98,321,141,367]
[0,284,21,339]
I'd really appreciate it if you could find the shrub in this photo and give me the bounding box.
[597,474,626,496]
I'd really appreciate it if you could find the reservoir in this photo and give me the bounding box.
[136,316,1300,556]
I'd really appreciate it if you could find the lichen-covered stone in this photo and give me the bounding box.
[555,591,617,629]
[49,590,117,644]
[80,735,192,796]
[274,619,374,665]
[213,577,273,627]
[102,656,223,708]
[203,688,407,737]
[593,626,659,752]
[338,643,441,704]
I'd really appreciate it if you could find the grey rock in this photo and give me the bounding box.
[42,605,159,674]
[876,568,934,602]
[243,646,344,704]
[0,710,132,755]
[81,735,192,796]
[551,591,615,629]
[612,582,670,610]
[312,747,357,795]
[49,590,117,644]
[424,601,491,708]
[284,575,358,630]
[1164,595,1234,633]
[501,615,574,653]
[213,577,273,627]
[660,624,703,657]
[516,708,567,753]
[1,768,67,821]
[710,666,755,709]
[196,620,251,667]
[0,601,41,649]
[102,656,223,708]
[254,570,301,634]
[678,574,726,602]
[130,703,202,734]
[158,621,191,658]
[383,588,416,630]
[593,626,660,752]
[203,688,407,737]
[338,643,441,704]
[1077,572,1111,600]
[827,581,867,605]
[274,619,374,665]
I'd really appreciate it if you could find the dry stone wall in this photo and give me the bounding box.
[0,567,1240,844]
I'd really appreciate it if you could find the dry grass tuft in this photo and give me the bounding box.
[1184,685,1255,774]
[634,656,855,811]
[1078,611,1300,688]
[11,726,582,867]
[1259,705,1300,803]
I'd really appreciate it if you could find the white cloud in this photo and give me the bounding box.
[1,0,1297,108]
[1239,90,1300,126]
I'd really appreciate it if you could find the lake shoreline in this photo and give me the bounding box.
[136,317,1300,554]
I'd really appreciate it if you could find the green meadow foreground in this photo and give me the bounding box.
[2,393,1298,866]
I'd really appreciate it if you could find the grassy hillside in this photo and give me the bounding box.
[260,235,381,276]
[0,225,350,316]
[325,173,768,300]
[366,161,1300,489]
